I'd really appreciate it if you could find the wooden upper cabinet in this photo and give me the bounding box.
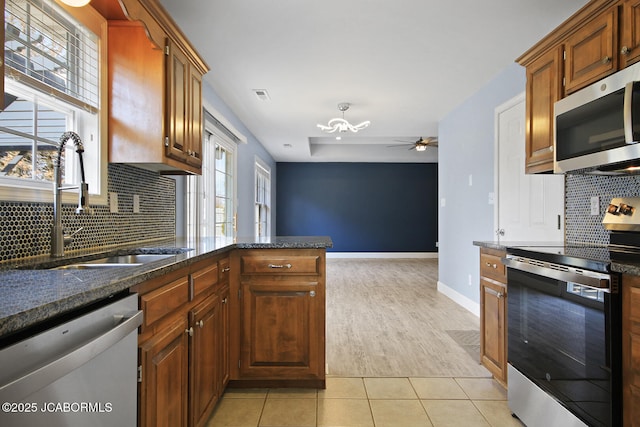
[621,0,640,67]
[100,0,208,175]
[525,47,563,174]
[564,7,618,94]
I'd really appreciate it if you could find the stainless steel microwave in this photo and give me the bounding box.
[554,61,640,174]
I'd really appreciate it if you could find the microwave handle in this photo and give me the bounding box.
[624,81,636,143]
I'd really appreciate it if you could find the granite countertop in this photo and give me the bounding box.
[0,236,333,340]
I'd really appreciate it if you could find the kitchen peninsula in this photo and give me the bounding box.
[0,236,332,427]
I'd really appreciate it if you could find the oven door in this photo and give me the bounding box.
[507,267,621,427]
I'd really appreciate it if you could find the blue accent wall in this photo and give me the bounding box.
[276,162,438,252]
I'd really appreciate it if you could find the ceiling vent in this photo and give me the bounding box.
[253,89,270,101]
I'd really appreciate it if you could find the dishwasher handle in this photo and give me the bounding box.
[0,310,143,403]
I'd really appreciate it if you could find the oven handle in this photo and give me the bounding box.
[503,255,614,292]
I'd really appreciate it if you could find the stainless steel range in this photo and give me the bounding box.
[503,197,640,427]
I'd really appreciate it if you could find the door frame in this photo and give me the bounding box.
[493,92,525,242]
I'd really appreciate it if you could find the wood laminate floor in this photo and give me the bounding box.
[325,258,490,378]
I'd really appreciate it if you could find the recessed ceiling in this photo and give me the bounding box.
[158,0,588,163]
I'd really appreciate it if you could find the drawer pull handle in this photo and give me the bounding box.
[485,262,498,269]
[268,263,292,269]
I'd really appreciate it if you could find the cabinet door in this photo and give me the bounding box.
[623,276,640,427]
[189,295,220,427]
[525,46,563,173]
[621,0,640,68]
[240,280,321,378]
[186,65,203,168]
[564,8,618,94]
[480,278,507,385]
[140,318,189,427]
[166,39,189,163]
[219,284,231,389]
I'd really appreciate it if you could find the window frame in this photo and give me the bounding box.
[254,156,271,238]
[0,0,108,205]
[186,110,238,240]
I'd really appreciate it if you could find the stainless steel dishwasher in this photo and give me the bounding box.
[0,293,143,427]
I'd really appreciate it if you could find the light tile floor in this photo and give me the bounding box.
[206,377,525,427]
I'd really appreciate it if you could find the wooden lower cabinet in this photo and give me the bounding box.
[189,295,220,427]
[240,279,322,379]
[135,255,229,427]
[479,247,508,386]
[139,318,189,427]
[622,274,640,426]
[232,249,326,388]
[480,278,507,385]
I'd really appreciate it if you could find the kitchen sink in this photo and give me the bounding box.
[53,254,176,270]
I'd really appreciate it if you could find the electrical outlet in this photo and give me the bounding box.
[133,195,140,213]
[590,196,600,215]
[109,192,119,213]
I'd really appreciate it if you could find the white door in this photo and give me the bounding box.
[495,94,564,242]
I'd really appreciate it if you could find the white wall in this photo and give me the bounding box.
[437,63,526,313]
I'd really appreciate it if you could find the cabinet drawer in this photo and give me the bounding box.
[480,249,506,282]
[241,255,319,275]
[141,277,189,327]
[191,263,218,299]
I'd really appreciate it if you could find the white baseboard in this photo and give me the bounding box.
[437,281,479,317]
[327,252,438,259]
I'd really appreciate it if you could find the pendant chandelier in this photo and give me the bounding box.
[317,103,370,134]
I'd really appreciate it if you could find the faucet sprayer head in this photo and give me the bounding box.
[57,131,90,214]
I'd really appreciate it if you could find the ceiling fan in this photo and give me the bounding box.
[388,137,438,151]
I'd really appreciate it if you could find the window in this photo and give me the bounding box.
[0,0,105,203]
[255,158,270,238]
[186,113,237,240]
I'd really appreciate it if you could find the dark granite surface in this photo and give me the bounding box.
[0,236,332,339]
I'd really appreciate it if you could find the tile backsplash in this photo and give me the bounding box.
[0,164,176,262]
[565,174,640,245]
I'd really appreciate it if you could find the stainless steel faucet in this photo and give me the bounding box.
[51,131,91,257]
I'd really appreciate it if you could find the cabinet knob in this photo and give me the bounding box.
[197,320,204,328]
[222,297,228,304]
[621,46,632,55]
[602,56,611,64]
[185,327,194,336]
[309,290,316,297]
[497,292,504,299]
[222,267,231,273]
[485,262,498,269]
